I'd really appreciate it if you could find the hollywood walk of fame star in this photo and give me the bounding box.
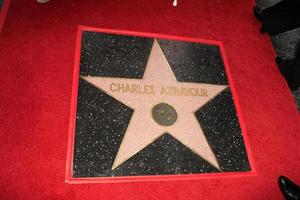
[82,39,228,170]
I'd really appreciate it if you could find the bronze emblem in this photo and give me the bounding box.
[152,103,177,126]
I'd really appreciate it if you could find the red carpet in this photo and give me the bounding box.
[0,0,299,199]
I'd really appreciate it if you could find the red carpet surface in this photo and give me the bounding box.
[0,0,299,199]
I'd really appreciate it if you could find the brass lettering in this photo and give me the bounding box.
[110,83,118,92]
[109,82,209,97]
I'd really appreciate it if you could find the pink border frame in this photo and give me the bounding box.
[65,25,257,184]
[0,0,11,33]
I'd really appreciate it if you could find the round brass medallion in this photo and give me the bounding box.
[152,103,177,126]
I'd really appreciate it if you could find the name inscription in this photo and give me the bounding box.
[109,83,208,97]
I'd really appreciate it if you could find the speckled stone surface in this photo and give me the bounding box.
[73,31,251,177]
[195,88,250,172]
[74,78,133,177]
[158,39,228,85]
[80,32,153,78]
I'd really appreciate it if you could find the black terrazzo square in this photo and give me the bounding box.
[71,30,251,179]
